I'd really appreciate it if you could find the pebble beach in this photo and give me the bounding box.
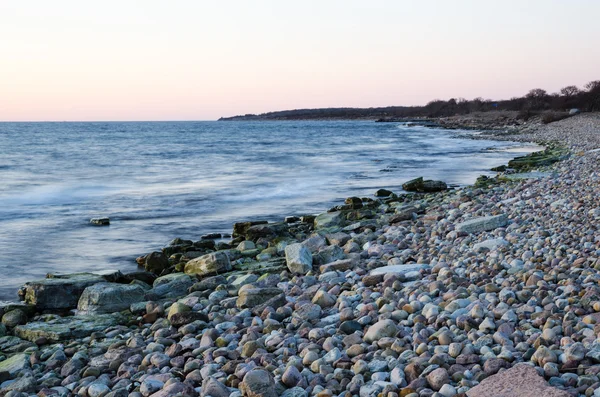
[2,113,600,397]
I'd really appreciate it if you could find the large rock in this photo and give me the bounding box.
[284,244,313,274]
[14,313,127,343]
[0,353,30,376]
[184,251,231,276]
[77,282,145,314]
[144,251,170,274]
[466,363,570,397]
[456,214,508,234]
[241,369,277,397]
[20,273,106,310]
[148,273,194,299]
[314,211,345,230]
[245,222,289,241]
[237,288,284,308]
[402,177,447,192]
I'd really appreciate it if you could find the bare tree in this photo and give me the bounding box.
[560,85,580,97]
[585,80,600,92]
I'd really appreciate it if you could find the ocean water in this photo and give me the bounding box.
[0,121,533,300]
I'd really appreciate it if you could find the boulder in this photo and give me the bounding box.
[237,288,284,308]
[184,251,231,276]
[375,188,394,197]
[284,244,313,274]
[466,363,570,397]
[144,251,170,274]
[456,214,508,234]
[148,273,194,299]
[313,245,345,266]
[20,273,106,310]
[77,282,145,314]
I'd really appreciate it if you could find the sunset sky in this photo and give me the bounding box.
[1,0,598,121]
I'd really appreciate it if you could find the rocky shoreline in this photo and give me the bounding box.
[1,114,600,397]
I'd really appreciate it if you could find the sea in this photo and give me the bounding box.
[0,120,536,301]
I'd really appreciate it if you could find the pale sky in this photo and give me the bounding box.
[0,1,598,121]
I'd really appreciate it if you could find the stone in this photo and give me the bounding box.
[426,367,449,391]
[240,369,277,397]
[285,243,313,274]
[1,309,27,328]
[237,241,256,251]
[90,217,110,225]
[455,214,508,234]
[364,319,397,343]
[314,211,345,230]
[473,238,509,253]
[282,387,307,397]
[282,365,302,387]
[466,363,570,397]
[0,374,36,393]
[144,251,169,274]
[140,379,164,396]
[77,282,145,314]
[20,273,106,310]
[184,251,231,276]
[236,288,284,308]
[149,273,193,299]
[202,377,230,397]
[87,382,111,397]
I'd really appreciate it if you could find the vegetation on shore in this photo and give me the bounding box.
[219,80,600,121]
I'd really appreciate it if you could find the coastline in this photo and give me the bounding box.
[1,114,599,396]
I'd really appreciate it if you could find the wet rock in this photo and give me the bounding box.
[144,251,170,274]
[90,217,110,226]
[1,309,27,328]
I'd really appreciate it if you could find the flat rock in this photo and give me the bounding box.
[455,214,508,234]
[473,238,509,253]
[77,282,145,314]
[466,364,570,397]
[90,217,110,225]
[369,264,427,276]
[0,353,30,376]
[14,313,127,343]
[20,274,107,310]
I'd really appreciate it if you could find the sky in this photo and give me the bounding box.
[0,1,598,121]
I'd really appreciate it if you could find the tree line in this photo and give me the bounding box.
[219,80,600,121]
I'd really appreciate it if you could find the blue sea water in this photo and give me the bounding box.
[0,120,533,300]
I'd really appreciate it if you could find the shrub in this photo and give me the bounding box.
[541,112,570,124]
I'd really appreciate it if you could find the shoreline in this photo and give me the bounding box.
[1,114,599,396]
